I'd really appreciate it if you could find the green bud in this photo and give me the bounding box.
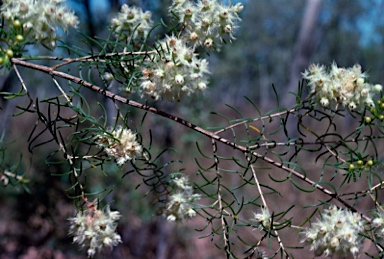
[348,164,355,171]
[366,160,374,167]
[15,35,24,42]
[5,49,14,58]
[379,115,384,121]
[13,20,22,29]
[357,160,364,166]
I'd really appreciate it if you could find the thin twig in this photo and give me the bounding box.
[13,62,85,198]
[214,108,296,135]
[11,58,367,219]
[212,139,230,256]
[51,77,73,104]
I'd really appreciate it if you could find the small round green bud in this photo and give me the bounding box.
[364,116,372,124]
[378,100,382,105]
[379,115,384,121]
[366,160,374,167]
[357,160,364,166]
[15,35,24,42]
[13,20,22,29]
[2,55,9,64]
[0,57,3,65]
[348,164,355,170]
[380,103,384,109]
[371,108,377,114]
[5,49,14,58]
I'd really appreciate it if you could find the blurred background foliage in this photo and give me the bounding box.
[0,0,384,258]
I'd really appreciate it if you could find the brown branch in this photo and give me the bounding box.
[11,57,364,216]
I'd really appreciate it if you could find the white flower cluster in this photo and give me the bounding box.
[1,0,79,49]
[68,205,122,258]
[302,62,382,110]
[164,175,201,221]
[139,0,243,101]
[371,209,384,240]
[96,126,142,165]
[141,35,209,101]
[110,4,153,41]
[171,0,244,49]
[300,205,366,258]
[252,207,272,230]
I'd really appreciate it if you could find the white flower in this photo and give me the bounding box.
[300,205,365,258]
[374,84,383,92]
[320,97,329,107]
[163,175,201,221]
[1,0,78,48]
[170,0,243,49]
[204,38,214,48]
[110,4,153,41]
[69,205,122,258]
[372,217,384,228]
[303,62,380,110]
[103,72,114,81]
[96,126,143,165]
[172,176,192,191]
[253,208,271,230]
[371,209,384,240]
[140,35,209,101]
[167,214,177,222]
[175,74,185,85]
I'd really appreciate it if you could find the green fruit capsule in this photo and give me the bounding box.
[15,35,24,42]
[366,160,374,167]
[5,49,13,58]
[364,117,372,124]
[348,164,355,170]
[357,160,364,166]
[379,115,384,121]
[13,20,21,29]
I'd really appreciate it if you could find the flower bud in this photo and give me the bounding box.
[204,38,213,48]
[348,102,356,110]
[234,3,244,13]
[374,84,383,92]
[189,32,198,41]
[198,82,207,90]
[224,24,232,33]
[175,74,184,85]
[356,77,364,86]
[320,97,329,107]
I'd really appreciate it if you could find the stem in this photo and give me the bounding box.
[11,58,364,216]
